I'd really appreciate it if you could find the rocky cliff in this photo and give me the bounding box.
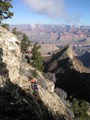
[0,27,21,86]
[0,27,73,120]
[44,45,90,102]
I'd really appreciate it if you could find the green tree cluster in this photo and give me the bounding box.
[32,43,43,71]
[71,98,90,120]
[0,0,13,22]
[21,33,31,53]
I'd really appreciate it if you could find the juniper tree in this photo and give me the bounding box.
[21,33,31,53]
[0,0,13,23]
[32,43,43,71]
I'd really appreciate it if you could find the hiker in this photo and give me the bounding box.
[33,82,38,93]
[30,78,38,95]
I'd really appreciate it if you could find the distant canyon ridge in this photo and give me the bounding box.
[10,24,90,44]
[10,25,90,67]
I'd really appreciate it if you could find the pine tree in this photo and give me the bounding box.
[21,33,31,53]
[32,43,43,71]
[0,0,13,22]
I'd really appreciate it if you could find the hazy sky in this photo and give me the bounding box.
[5,0,90,25]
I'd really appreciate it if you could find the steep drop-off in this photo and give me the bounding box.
[44,45,90,102]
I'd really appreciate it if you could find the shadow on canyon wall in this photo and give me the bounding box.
[55,69,90,102]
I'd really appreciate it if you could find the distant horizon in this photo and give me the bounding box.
[9,24,90,27]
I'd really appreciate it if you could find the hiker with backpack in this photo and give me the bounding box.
[30,78,38,96]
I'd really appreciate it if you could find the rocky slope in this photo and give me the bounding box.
[0,27,73,120]
[44,45,90,102]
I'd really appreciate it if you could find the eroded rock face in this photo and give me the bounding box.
[44,45,87,73]
[0,27,21,85]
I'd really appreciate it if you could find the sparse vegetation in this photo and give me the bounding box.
[1,23,10,31]
[12,27,20,36]
[32,43,43,71]
[70,98,90,120]
[0,0,13,22]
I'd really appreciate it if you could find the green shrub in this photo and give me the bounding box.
[70,98,90,120]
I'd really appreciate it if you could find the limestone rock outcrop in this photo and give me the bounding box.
[0,27,21,85]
